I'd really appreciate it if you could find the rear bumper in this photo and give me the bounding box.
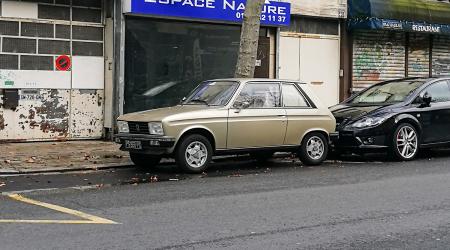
[114,133,176,155]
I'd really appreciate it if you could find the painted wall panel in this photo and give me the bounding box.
[290,0,347,18]
[69,89,104,138]
[2,1,38,19]
[72,56,105,89]
[0,89,70,141]
[0,70,71,89]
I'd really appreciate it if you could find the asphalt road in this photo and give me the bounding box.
[2,151,450,249]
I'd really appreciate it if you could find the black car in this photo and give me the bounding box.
[330,77,450,161]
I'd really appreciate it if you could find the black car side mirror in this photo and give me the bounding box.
[417,92,432,107]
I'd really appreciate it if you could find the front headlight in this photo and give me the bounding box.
[351,117,387,129]
[117,121,129,133]
[148,122,164,135]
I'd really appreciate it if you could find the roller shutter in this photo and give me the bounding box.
[408,33,430,77]
[352,30,405,92]
[432,35,450,76]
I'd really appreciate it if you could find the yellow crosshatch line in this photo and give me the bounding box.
[0,194,119,224]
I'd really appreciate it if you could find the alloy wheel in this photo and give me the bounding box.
[306,136,325,160]
[396,126,418,159]
[185,141,208,168]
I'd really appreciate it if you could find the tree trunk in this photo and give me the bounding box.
[234,0,265,78]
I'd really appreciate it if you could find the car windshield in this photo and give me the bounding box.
[183,81,239,106]
[349,79,427,105]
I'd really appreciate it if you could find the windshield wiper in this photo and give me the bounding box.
[189,99,209,106]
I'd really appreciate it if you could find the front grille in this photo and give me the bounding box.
[128,122,149,135]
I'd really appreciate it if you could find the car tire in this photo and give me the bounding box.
[298,132,328,166]
[175,134,213,174]
[389,123,419,161]
[250,151,274,162]
[129,153,161,168]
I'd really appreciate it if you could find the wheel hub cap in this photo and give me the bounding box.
[185,141,208,168]
[306,136,324,160]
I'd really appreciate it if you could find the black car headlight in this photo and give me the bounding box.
[350,117,387,129]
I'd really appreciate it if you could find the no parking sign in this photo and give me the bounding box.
[55,55,72,71]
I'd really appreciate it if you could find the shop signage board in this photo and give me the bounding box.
[349,18,450,35]
[130,0,291,26]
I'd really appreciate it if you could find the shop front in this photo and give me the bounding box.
[121,0,290,113]
[347,0,450,92]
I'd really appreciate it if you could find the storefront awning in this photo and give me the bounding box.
[348,0,450,34]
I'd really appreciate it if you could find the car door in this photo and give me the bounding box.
[227,82,287,149]
[417,80,450,144]
[281,83,320,145]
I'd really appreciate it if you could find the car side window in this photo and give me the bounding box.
[282,84,310,107]
[234,83,281,108]
[424,81,450,103]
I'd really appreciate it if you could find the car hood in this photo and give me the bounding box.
[118,105,213,122]
[330,104,388,124]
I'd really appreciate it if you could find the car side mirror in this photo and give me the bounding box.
[417,92,432,107]
[423,93,432,106]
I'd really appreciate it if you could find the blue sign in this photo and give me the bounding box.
[131,0,291,26]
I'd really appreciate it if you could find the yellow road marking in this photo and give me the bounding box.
[0,194,119,224]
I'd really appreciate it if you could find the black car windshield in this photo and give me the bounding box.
[349,79,427,105]
[183,81,239,106]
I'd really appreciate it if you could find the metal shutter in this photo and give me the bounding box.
[432,35,450,76]
[352,30,405,92]
[408,33,430,77]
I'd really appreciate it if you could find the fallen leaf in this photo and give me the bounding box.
[26,158,35,163]
[169,178,179,181]
[0,182,6,187]
[4,160,11,164]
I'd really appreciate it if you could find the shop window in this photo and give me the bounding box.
[0,54,18,70]
[38,40,70,54]
[124,18,241,113]
[3,38,36,54]
[21,22,54,38]
[72,41,103,56]
[20,55,53,70]
[0,21,19,36]
[72,26,103,41]
[38,5,70,21]
[281,16,339,36]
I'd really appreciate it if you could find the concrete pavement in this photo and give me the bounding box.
[0,140,131,174]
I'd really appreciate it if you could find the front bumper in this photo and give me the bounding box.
[330,130,389,151]
[114,133,176,155]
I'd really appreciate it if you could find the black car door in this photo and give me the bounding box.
[417,80,450,144]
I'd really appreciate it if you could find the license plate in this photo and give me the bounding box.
[125,140,142,150]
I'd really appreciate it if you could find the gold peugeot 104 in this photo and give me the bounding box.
[115,79,336,173]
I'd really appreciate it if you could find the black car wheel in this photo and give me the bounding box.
[298,132,328,166]
[175,134,213,173]
[129,153,161,168]
[390,123,419,161]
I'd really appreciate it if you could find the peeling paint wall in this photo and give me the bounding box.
[0,0,105,142]
[70,89,104,139]
[0,89,70,141]
[290,0,347,18]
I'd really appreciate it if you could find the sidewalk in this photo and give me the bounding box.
[0,140,132,174]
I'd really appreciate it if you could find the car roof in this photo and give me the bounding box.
[207,78,305,84]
